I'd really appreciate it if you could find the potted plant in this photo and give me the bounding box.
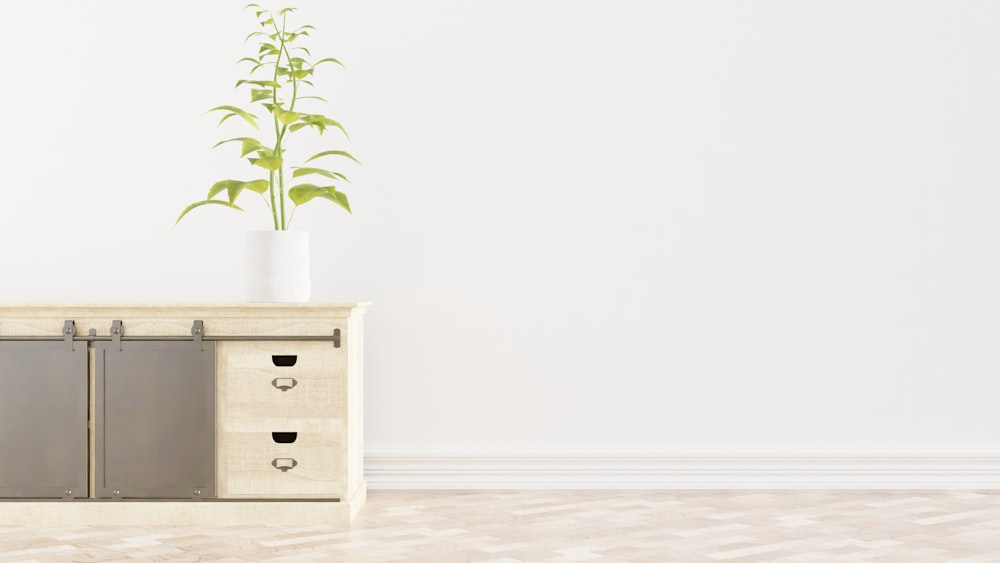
[177,3,359,302]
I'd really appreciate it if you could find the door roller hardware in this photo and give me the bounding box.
[1,320,343,345]
[110,320,123,351]
[63,320,76,351]
[191,320,205,351]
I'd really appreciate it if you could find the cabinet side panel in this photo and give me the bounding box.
[347,309,366,497]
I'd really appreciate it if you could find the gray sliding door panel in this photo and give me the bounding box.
[0,342,89,498]
[95,341,216,499]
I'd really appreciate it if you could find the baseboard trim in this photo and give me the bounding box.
[365,453,1000,490]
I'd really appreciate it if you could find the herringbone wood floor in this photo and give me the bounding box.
[2,491,1000,561]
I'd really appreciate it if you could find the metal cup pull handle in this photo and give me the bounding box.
[272,377,298,392]
[272,458,298,472]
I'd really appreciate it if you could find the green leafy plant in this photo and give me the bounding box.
[177,3,359,229]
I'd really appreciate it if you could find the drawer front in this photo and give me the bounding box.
[219,340,344,373]
[217,341,346,422]
[218,430,346,498]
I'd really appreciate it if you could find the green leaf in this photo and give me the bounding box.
[297,95,329,103]
[245,179,270,194]
[278,7,297,15]
[290,69,313,79]
[288,184,329,205]
[212,137,262,157]
[288,122,309,132]
[306,150,361,165]
[253,156,284,171]
[288,184,351,213]
[244,3,261,10]
[325,190,351,213]
[276,66,290,76]
[237,57,260,66]
[291,167,341,180]
[289,185,351,213]
[176,199,244,224]
[291,46,311,57]
[208,105,258,129]
[245,31,266,42]
[250,88,273,102]
[235,79,281,88]
[241,139,263,157]
[294,25,315,32]
[288,183,321,204]
[299,114,349,138]
[314,57,344,68]
[261,17,274,26]
[273,106,301,125]
[207,180,242,200]
[205,180,254,204]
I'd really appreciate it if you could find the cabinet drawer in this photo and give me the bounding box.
[218,431,345,498]
[217,341,346,423]
[218,341,344,376]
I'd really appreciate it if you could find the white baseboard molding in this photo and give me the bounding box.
[365,453,1000,490]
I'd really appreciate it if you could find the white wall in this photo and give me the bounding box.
[2,0,1000,458]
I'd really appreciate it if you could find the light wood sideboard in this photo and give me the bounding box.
[0,302,369,526]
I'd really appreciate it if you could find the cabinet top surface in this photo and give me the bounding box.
[0,302,371,313]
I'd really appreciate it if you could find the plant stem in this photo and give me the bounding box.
[268,170,278,229]
[272,15,292,230]
[270,13,285,231]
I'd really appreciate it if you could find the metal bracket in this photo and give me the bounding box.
[191,320,205,351]
[110,320,123,351]
[63,320,76,351]
[333,328,341,348]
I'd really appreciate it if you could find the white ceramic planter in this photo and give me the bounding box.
[246,230,311,302]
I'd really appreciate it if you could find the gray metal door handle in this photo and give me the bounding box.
[272,458,298,472]
[271,378,297,392]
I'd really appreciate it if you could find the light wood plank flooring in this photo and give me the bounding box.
[2,491,1000,561]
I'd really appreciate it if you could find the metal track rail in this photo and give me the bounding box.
[0,320,341,347]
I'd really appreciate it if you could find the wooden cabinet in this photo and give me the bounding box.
[0,302,368,526]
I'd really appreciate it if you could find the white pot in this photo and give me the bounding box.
[246,230,311,302]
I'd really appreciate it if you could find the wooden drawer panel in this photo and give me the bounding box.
[218,341,344,375]
[219,368,344,422]
[217,341,346,423]
[219,415,344,434]
[218,431,345,498]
